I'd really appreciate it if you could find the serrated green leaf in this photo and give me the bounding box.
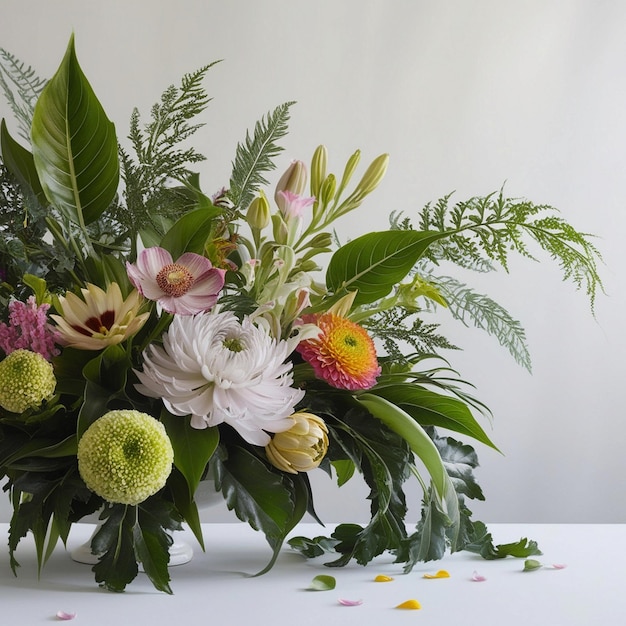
[325,230,448,307]
[308,574,336,590]
[30,34,119,227]
[331,459,355,487]
[213,445,300,575]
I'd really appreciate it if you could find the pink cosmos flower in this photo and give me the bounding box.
[126,247,226,315]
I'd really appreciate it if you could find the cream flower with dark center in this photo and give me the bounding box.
[51,283,149,351]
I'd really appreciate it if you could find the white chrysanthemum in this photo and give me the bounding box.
[134,311,305,446]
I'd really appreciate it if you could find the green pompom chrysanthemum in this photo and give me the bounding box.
[78,410,174,505]
[0,349,56,413]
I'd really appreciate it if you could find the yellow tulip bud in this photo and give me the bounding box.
[247,191,271,230]
[275,160,308,212]
[266,412,329,474]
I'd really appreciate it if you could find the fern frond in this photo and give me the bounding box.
[228,101,295,212]
[364,307,459,364]
[118,63,219,243]
[432,275,532,371]
[410,189,603,310]
[0,48,47,142]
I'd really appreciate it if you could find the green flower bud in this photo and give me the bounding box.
[266,412,329,474]
[320,174,337,206]
[338,149,361,193]
[247,191,271,230]
[354,153,389,198]
[0,349,56,413]
[78,410,174,505]
[310,145,328,199]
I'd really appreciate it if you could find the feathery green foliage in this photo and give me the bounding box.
[0,48,47,142]
[431,275,531,370]
[117,63,219,246]
[413,190,603,309]
[364,307,458,364]
[228,101,295,212]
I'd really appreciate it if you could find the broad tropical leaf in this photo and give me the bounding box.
[325,230,448,307]
[372,384,499,450]
[30,34,119,227]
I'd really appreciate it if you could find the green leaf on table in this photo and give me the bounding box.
[325,230,448,307]
[308,574,336,591]
[30,34,119,227]
[288,535,339,558]
[523,558,543,571]
[463,519,542,560]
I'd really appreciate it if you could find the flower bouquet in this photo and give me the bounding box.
[0,35,602,593]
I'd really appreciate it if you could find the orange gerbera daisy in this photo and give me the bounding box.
[297,312,381,390]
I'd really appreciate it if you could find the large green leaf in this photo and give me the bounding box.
[30,34,119,227]
[372,384,499,450]
[213,446,300,575]
[325,230,448,307]
[0,119,46,204]
[160,412,219,496]
[159,205,223,259]
[356,393,460,543]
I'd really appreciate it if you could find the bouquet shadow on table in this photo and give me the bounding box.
[0,35,602,592]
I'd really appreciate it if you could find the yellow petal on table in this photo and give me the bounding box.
[423,569,450,579]
[374,574,394,582]
[396,599,422,610]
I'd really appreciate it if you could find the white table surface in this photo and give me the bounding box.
[0,522,623,625]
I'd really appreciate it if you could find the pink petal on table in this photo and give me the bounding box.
[471,571,487,582]
[338,598,363,606]
[56,611,76,620]
[552,563,567,569]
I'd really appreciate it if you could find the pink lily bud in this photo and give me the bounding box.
[275,160,308,212]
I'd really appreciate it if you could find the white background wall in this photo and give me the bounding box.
[0,0,624,525]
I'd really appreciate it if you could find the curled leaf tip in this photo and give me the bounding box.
[523,559,543,571]
[338,598,363,606]
[374,574,394,582]
[423,569,450,579]
[396,599,421,610]
[56,611,76,620]
[471,571,487,582]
